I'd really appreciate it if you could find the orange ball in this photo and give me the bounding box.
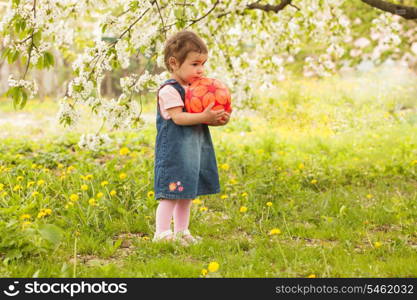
[185,78,232,115]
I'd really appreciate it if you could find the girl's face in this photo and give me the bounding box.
[170,51,208,85]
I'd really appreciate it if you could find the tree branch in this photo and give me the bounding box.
[246,0,293,13]
[361,0,417,20]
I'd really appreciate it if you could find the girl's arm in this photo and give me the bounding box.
[168,102,227,126]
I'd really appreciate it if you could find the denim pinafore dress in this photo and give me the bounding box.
[154,79,221,200]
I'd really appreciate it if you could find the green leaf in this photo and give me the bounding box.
[33,31,42,46]
[38,224,64,245]
[43,52,54,69]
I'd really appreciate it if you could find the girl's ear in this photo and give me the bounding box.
[168,56,178,71]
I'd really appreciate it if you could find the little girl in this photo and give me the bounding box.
[153,30,231,245]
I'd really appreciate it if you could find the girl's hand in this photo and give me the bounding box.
[202,102,227,124]
[207,110,231,126]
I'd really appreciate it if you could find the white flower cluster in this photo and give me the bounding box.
[56,97,81,128]
[78,133,112,151]
[115,39,130,69]
[99,97,141,130]
[8,75,38,98]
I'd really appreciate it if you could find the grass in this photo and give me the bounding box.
[0,68,417,278]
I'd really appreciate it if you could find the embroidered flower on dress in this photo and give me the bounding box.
[177,181,181,186]
[178,186,184,192]
[169,182,177,191]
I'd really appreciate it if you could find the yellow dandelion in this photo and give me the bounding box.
[374,241,382,248]
[37,211,46,219]
[311,179,318,184]
[411,160,417,166]
[269,228,281,235]
[85,174,93,180]
[37,180,45,186]
[200,206,208,212]
[101,181,109,187]
[229,178,238,185]
[119,147,130,156]
[43,168,50,173]
[70,194,79,202]
[266,202,273,207]
[0,183,3,191]
[17,176,24,181]
[192,198,202,205]
[110,190,117,197]
[31,163,37,169]
[60,175,66,180]
[57,163,64,169]
[96,192,104,199]
[67,165,75,173]
[19,214,31,220]
[27,181,35,188]
[119,173,127,180]
[81,184,88,191]
[31,191,39,197]
[208,262,219,273]
[220,163,229,171]
[239,206,248,213]
[145,216,152,220]
[241,192,248,197]
[21,221,31,228]
[88,198,97,206]
[44,208,52,215]
[307,274,316,278]
[1,191,7,197]
[147,191,155,198]
[201,269,208,276]
[366,194,373,199]
[221,194,228,200]
[298,163,305,169]
[13,185,21,191]
[142,236,150,241]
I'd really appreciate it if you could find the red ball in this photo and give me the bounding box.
[185,78,232,115]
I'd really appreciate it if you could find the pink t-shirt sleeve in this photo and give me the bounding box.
[158,85,184,119]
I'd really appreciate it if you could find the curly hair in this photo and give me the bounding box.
[164,30,208,72]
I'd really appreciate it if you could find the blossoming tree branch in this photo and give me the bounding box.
[1,0,417,149]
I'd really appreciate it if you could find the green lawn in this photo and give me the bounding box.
[0,74,417,277]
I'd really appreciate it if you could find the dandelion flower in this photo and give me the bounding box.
[19,214,31,220]
[374,241,382,248]
[17,176,24,181]
[119,147,130,156]
[110,190,117,196]
[200,206,208,212]
[37,180,45,186]
[241,192,248,197]
[192,198,202,205]
[142,236,150,241]
[101,181,109,187]
[31,164,37,169]
[229,178,238,185]
[221,194,228,200]
[201,269,208,276]
[220,163,229,171]
[239,206,248,213]
[81,184,88,191]
[32,191,39,197]
[70,194,79,202]
[21,221,31,228]
[67,165,75,173]
[208,262,219,273]
[307,274,316,278]
[119,173,127,180]
[0,183,3,191]
[147,191,155,198]
[57,163,64,169]
[366,194,373,199]
[13,185,21,191]
[266,202,273,207]
[298,163,304,169]
[85,174,93,180]
[27,181,35,188]
[269,228,281,235]
[88,198,97,206]
[311,179,317,184]
[96,192,104,199]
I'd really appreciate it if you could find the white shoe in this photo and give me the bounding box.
[174,229,202,246]
[152,229,174,242]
